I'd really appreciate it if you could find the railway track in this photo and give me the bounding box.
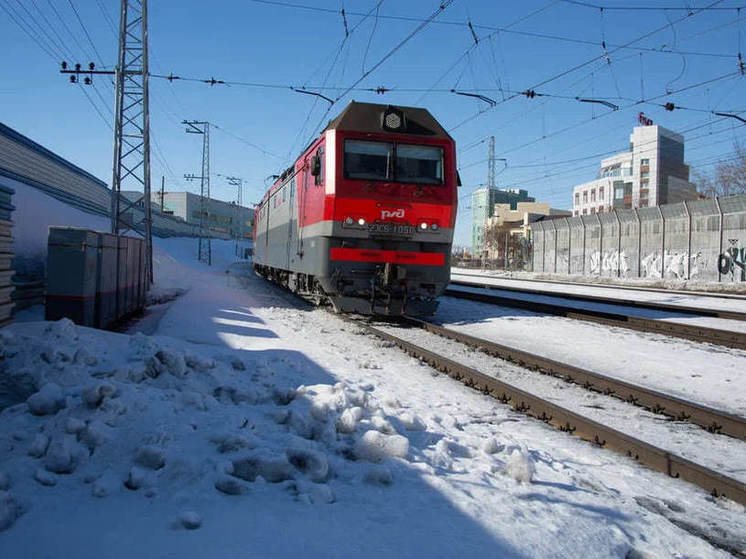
[449,279,746,321]
[444,286,746,350]
[341,314,746,507]
[451,272,746,301]
[407,317,746,441]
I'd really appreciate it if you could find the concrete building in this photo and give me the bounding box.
[572,123,697,216]
[154,191,253,239]
[471,187,535,256]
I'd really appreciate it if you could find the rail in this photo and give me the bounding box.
[444,287,746,350]
[343,315,746,506]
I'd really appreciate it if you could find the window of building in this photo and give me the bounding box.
[583,191,588,203]
[582,208,587,215]
[640,171,649,179]
[639,200,648,207]
[590,207,595,214]
[615,187,625,200]
[575,193,579,205]
[591,189,596,202]
[574,210,579,216]
[599,186,604,199]
[640,158,649,165]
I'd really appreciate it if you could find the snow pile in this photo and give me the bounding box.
[0,318,441,533]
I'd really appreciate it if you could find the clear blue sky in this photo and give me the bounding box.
[2,0,745,246]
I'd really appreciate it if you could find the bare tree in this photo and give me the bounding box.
[694,142,746,197]
[483,221,525,269]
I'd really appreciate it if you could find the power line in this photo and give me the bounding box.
[559,0,744,11]
[247,0,741,59]
[0,2,58,60]
[447,0,729,132]
[66,0,106,66]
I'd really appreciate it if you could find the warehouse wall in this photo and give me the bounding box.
[0,122,229,282]
[530,194,746,282]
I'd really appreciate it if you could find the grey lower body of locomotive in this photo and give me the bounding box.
[253,224,452,316]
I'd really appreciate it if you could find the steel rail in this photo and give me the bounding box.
[348,317,746,506]
[449,279,746,321]
[450,272,746,301]
[444,288,746,350]
[404,317,746,441]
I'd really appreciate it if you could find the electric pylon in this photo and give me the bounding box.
[183,120,211,265]
[110,0,153,282]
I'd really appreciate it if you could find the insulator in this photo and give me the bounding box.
[74,63,81,71]
[70,75,77,83]
[523,90,536,99]
[664,102,675,111]
[61,61,67,70]
[84,77,91,85]
[89,62,95,70]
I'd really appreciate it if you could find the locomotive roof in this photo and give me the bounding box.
[323,101,452,139]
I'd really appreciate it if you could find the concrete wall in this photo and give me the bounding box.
[529,194,746,282]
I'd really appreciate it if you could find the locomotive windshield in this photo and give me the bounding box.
[344,139,443,184]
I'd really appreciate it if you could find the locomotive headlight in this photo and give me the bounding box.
[345,217,354,225]
[358,218,366,226]
[420,222,428,230]
[384,112,402,130]
[430,223,439,231]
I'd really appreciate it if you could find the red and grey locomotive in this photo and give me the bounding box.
[252,101,457,316]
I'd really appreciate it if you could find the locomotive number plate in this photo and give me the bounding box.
[368,222,416,237]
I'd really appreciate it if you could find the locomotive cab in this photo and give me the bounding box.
[253,101,458,316]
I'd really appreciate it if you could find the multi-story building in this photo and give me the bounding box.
[471,187,535,256]
[572,124,697,216]
[154,191,253,239]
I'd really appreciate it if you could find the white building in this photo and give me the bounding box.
[572,123,697,216]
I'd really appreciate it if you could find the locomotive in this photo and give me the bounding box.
[252,101,458,316]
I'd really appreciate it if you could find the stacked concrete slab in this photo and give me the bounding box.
[530,194,746,282]
[45,227,147,329]
[0,184,14,326]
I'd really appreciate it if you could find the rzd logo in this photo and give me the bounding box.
[381,208,405,220]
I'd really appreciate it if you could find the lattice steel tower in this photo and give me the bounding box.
[183,121,211,265]
[110,0,152,281]
[487,135,496,189]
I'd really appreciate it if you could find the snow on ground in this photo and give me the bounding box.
[452,267,746,297]
[451,269,746,314]
[448,283,746,335]
[1,237,745,558]
[432,296,746,417]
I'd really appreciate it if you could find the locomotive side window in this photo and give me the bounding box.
[315,148,325,185]
[395,144,443,185]
[344,140,392,180]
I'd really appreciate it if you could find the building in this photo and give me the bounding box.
[572,123,697,216]
[154,191,253,239]
[471,187,535,256]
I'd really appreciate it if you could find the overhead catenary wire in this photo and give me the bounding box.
[0,1,58,61]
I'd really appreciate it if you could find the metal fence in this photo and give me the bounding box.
[530,194,746,282]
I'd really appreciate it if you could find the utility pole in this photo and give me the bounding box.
[487,135,496,189]
[224,176,243,257]
[183,120,211,266]
[60,0,153,289]
[160,175,165,211]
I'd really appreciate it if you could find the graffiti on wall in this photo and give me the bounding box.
[718,240,745,281]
